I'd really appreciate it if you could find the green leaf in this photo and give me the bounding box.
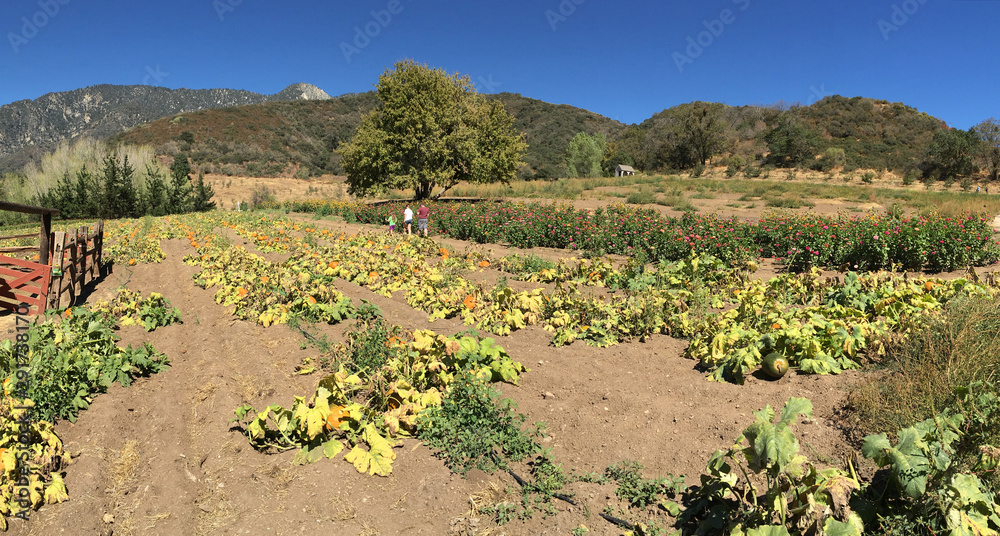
[823,516,863,536]
[777,397,812,429]
[745,526,792,536]
[861,434,892,465]
[323,438,345,459]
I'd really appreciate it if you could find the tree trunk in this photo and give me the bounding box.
[415,182,431,199]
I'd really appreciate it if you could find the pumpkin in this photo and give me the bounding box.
[762,352,789,379]
[325,406,349,431]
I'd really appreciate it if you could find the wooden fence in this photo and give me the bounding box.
[0,201,59,315]
[0,201,104,315]
[47,222,105,310]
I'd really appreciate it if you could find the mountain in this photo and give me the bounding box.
[110,92,626,179]
[0,83,331,172]
[1,81,955,179]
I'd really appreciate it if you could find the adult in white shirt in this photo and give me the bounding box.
[403,206,414,235]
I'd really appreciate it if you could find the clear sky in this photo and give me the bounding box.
[2,0,998,129]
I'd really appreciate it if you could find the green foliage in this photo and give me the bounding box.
[858,384,1000,536]
[923,128,978,180]
[142,163,169,216]
[765,116,819,168]
[678,398,864,535]
[496,253,558,278]
[37,146,213,219]
[167,152,193,213]
[973,118,1000,181]
[796,96,946,172]
[417,372,542,475]
[627,189,657,205]
[335,304,403,376]
[605,460,684,509]
[192,171,216,211]
[566,132,607,178]
[0,307,170,423]
[819,147,847,171]
[339,60,527,199]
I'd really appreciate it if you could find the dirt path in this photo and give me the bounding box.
[12,225,861,536]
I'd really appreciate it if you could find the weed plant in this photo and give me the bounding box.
[417,371,543,475]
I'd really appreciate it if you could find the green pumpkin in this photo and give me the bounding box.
[762,352,789,379]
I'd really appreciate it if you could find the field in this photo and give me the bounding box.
[3,175,1000,535]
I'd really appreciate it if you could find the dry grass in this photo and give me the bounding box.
[204,174,349,210]
[192,382,218,404]
[846,295,1000,440]
[106,440,142,536]
[234,374,274,403]
[257,462,298,493]
[331,496,358,521]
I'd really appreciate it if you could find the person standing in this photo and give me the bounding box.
[403,205,414,235]
[387,213,396,234]
[416,203,430,237]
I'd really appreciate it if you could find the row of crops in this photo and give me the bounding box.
[0,289,180,529]
[165,210,997,535]
[277,199,999,272]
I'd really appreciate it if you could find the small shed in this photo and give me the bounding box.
[615,165,636,177]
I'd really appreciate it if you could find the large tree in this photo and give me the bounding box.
[923,128,977,180]
[764,115,819,168]
[339,60,527,199]
[565,132,606,177]
[973,118,1000,181]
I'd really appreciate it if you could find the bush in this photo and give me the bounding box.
[0,308,170,423]
[626,190,657,205]
[250,185,277,209]
[861,171,875,184]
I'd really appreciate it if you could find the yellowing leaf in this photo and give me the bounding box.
[306,407,325,439]
[344,424,397,476]
[44,473,70,504]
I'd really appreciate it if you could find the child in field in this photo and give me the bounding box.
[387,214,396,234]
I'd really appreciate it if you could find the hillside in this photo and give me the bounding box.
[0,83,331,173]
[2,81,960,180]
[794,95,948,171]
[114,92,628,179]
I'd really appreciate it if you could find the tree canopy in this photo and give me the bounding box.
[339,60,527,199]
[565,132,606,177]
[973,118,1000,181]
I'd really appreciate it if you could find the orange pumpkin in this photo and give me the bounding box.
[325,406,349,430]
[463,295,476,310]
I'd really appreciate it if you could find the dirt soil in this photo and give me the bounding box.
[7,217,871,536]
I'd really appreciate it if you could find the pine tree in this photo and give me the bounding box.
[143,164,168,216]
[192,171,216,211]
[167,153,192,214]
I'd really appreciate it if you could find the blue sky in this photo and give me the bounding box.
[2,0,998,129]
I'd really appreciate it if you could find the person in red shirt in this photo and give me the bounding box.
[416,203,430,237]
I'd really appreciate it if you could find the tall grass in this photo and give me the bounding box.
[846,295,1000,440]
[2,137,169,207]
